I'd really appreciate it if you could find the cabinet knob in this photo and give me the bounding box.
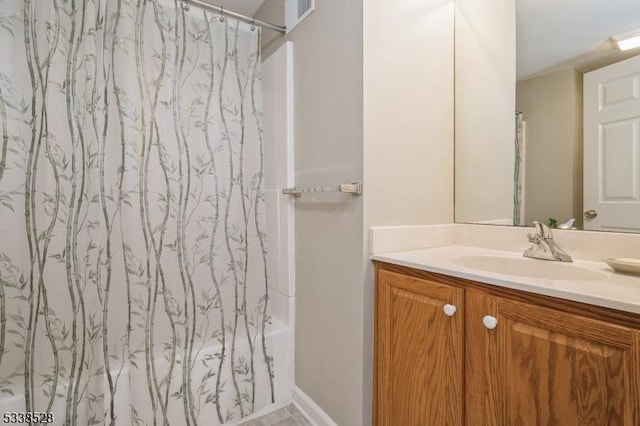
[482,315,498,330]
[443,304,457,317]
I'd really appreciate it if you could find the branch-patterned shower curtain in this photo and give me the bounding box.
[0,0,274,424]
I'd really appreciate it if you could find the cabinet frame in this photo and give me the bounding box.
[375,269,464,425]
[374,261,640,426]
[375,262,640,328]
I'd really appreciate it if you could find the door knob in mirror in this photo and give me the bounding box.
[584,209,598,219]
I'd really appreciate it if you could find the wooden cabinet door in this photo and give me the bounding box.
[468,291,640,426]
[375,270,464,426]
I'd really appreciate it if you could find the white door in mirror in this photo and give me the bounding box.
[584,55,640,232]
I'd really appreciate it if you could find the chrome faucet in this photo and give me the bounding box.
[523,221,573,262]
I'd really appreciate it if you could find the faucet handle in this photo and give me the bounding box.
[532,221,552,239]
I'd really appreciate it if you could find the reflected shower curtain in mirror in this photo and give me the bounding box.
[0,0,274,424]
[514,111,524,226]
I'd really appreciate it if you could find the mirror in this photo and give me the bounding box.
[455,0,640,232]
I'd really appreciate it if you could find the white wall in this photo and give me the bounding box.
[256,1,365,425]
[455,0,516,224]
[516,68,584,228]
[257,0,456,424]
[363,1,455,227]
[362,0,455,424]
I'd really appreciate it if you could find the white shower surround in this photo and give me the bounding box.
[255,40,296,422]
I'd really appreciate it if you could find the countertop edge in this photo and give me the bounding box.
[371,250,640,316]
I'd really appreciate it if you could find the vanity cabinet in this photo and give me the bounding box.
[375,269,464,426]
[374,262,640,426]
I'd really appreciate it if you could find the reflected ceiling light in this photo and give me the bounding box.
[612,28,640,51]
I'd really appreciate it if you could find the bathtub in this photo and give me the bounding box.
[0,316,293,426]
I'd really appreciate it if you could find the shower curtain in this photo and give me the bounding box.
[514,111,524,226]
[0,0,273,424]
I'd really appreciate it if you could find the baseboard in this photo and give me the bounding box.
[292,386,337,426]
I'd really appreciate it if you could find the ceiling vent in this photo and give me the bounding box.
[285,0,315,32]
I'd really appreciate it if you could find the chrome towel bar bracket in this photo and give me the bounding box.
[282,182,362,197]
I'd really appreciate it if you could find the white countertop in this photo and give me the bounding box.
[372,245,640,315]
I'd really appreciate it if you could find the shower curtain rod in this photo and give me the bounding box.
[181,0,287,34]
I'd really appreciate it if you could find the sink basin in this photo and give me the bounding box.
[451,255,608,281]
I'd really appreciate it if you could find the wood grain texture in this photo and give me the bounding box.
[374,261,640,329]
[465,290,500,426]
[498,297,636,425]
[375,262,640,426]
[375,269,464,426]
[631,331,640,423]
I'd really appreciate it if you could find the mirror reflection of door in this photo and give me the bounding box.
[455,0,640,233]
[512,0,640,232]
[584,55,640,232]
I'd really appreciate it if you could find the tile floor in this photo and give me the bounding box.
[237,404,312,426]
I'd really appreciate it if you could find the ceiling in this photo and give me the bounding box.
[205,0,267,16]
[517,0,640,80]
[204,0,640,81]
